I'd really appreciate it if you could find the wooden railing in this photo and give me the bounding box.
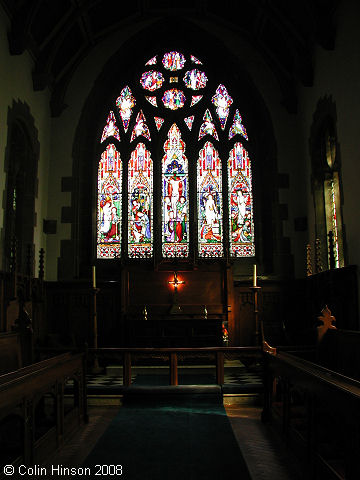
[0,352,87,467]
[262,349,360,480]
[88,346,262,386]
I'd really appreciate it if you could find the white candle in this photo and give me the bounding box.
[253,264,257,287]
[92,265,96,288]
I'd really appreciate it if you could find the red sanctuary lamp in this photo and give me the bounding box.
[168,271,185,314]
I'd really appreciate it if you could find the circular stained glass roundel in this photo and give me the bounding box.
[162,89,186,110]
[183,69,208,90]
[140,71,164,91]
[162,52,186,71]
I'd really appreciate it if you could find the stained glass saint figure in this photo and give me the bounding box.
[183,69,208,90]
[162,89,186,110]
[97,144,122,258]
[116,86,136,132]
[101,111,120,143]
[162,51,186,71]
[228,143,255,257]
[212,84,233,130]
[162,124,189,258]
[197,142,223,257]
[128,143,153,258]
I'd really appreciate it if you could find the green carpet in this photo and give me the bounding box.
[84,397,251,480]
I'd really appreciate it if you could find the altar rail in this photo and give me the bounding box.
[262,350,360,480]
[0,352,87,468]
[88,346,262,386]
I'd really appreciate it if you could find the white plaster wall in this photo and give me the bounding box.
[0,6,51,276]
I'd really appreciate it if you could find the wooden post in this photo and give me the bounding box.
[169,352,178,386]
[123,352,131,386]
[216,351,224,385]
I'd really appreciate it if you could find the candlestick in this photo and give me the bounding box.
[92,265,96,288]
[253,264,257,287]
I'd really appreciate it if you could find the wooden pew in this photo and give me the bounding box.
[0,352,87,468]
[262,349,360,480]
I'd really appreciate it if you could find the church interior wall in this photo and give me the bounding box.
[0,6,51,276]
[297,0,360,298]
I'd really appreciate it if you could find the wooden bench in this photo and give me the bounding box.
[0,352,87,467]
[262,348,360,479]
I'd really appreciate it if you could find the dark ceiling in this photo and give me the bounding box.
[0,0,338,116]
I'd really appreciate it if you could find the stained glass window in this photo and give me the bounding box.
[212,84,233,130]
[145,96,157,107]
[199,109,219,141]
[101,111,120,143]
[130,110,151,142]
[116,86,135,132]
[228,143,255,257]
[154,117,164,131]
[97,144,122,259]
[191,95,203,107]
[140,71,164,91]
[162,52,186,71]
[184,116,194,130]
[162,89,186,110]
[229,109,248,141]
[128,143,153,258]
[183,70,208,90]
[198,142,223,257]
[162,124,189,258]
[97,51,255,260]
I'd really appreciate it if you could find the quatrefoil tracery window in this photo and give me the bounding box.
[97,51,255,260]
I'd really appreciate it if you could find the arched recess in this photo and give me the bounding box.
[309,96,346,270]
[2,101,39,275]
[66,17,284,281]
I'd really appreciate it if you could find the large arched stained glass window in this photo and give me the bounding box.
[228,143,254,256]
[97,144,122,258]
[198,142,223,257]
[128,143,153,258]
[96,50,255,260]
[162,124,189,258]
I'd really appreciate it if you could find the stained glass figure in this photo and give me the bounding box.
[191,95,203,107]
[162,89,186,110]
[128,143,153,258]
[154,117,164,131]
[229,109,248,141]
[191,55,202,64]
[162,51,186,71]
[197,142,223,257]
[145,96,157,107]
[145,55,157,65]
[228,143,255,257]
[184,116,194,130]
[199,109,219,141]
[116,86,136,132]
[140,71,164,91]
[131,111,151,142]
[183,69,208,90]
[162,124,189,258]
[101,111,120,143]
[97,144,122,258]
[212,84,233,130]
